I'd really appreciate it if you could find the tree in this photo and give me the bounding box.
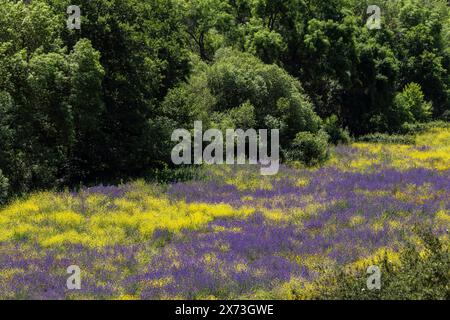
[244,26,286,64]
[394,83,432,124]
[300,16,358,118]
[252,0,302,31]
[164,48,322,147]
[0,0,71,193]
[0,169,8,205]
[53,0,192,177]
[343,31,400,134]
[179,0,234,60]
[0,91,13,201]
[67,39,105,182]
[398,0,449,117]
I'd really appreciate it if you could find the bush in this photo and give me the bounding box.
[323,115,351,145]
[145,166,205,184]
[211,101,257,132]
[0,170,8,205]
[208,49,321,144]
[162,48,322,149]
[287,131,329,166]
[394,83,433,124]
[357,133,416,145]
[310,229,450,300]
[400,121,450,135]
[442,110,450,121]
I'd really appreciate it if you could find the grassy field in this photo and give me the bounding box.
[0,128,449,299]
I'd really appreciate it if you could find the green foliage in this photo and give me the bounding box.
[67,39,106,181]
[1,0,74,193]
[394,83,432,123]
[62,0,190,177]
[212,101,257,131]
[0,92,13,172]
[442,110,450,121]
[323,115,351,145]
[161,58,214,129]
[287,131,329,166]
[0,169,8,205]
[236,0,448,133]
[400,120,450,135]
[164,48,322,146]
[0,0,191,199]
[397,0,449,118]
[345,32,400,134]
[302,17,358,118]
[210,49,321,140]
[312,229,450,300]
[145,165,206,184]
[244,0,448,135]
[180,0,235,60]
[357,133,416,145]
[244,26,286,64]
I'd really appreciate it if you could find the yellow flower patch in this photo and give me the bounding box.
[343,128,450,171]
[0,189,257,248]
[350,247,401,270]
[435,210,450,225]
[349,215,365,227]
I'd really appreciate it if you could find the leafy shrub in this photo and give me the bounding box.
[244,27,286,64]
[310,229,450,300]
[394,83,433,123]
[211,101,257,131]
[287,131,329,166]
[163,48,322,149]
[400,120,450,135]
[357,133,416,145]
[323,115,351,145]
[209,49,321,143]
[442,110,450,121]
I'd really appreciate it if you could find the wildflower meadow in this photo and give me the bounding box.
[0,127,448,299]
[0,0,449,303]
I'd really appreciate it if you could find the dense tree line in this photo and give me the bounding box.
[179,0,449,133]
[0,0,448,203]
